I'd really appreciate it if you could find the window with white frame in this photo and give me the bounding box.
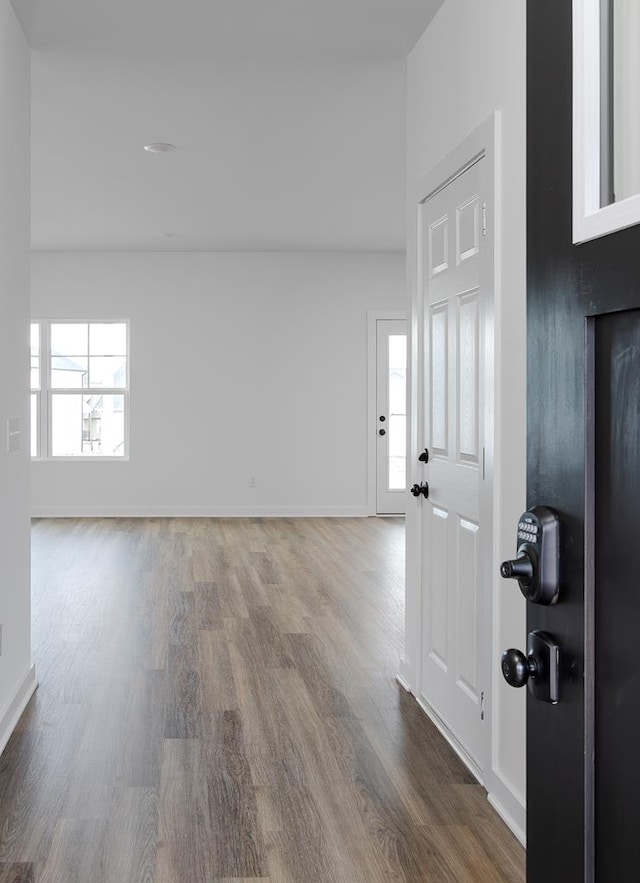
[31,321,129,459]
[573,0,640,242]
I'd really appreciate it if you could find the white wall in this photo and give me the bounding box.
[31,251,405,516]
[0,1,36,754]
[404,0,527,839]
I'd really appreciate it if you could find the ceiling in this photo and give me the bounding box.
[13,0,445,252]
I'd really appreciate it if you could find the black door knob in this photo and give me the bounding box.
[500,552,534,585]
[379,428,386,436]
[379,415,386,422]
[501,648,538,688]
[501,631,559,704]
[418,448,429,463]
[410,482,429,499]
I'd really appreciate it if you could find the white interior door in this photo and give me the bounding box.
[418,157,491,773]
[376,320,407,515]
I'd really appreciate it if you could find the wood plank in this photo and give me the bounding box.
[62,680,128,819]
[115,669,166,787]
[38,819,107,883]
[0,865,35,883]
[286,632,352,717]
[198,630,239,714]
[193,582,224,631]
[103,787,159,883]
[164,641,202,739]
[248,606,294,671]
[157,740,212,883]
[202,711,267,879]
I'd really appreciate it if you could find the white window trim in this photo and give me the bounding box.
[30,321,41,460]
[573,0,640,243]
[32,319,130,461]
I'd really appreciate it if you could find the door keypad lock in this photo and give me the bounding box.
[500,506,560,605]
[501,630,559,704]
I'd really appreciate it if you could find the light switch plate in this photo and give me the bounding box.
[6,417,20,452]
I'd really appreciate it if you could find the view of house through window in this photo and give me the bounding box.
[31,321,128,458]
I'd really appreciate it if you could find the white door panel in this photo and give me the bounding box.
[419,158,489,770]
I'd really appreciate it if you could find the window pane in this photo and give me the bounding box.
[51,394,125,457]
[30,324,40,390]
[89,356,126,388]
[388,334,407,491]
[613,0,640,203]
[30,393,38,457]
[51,323,88,357]
[388,415,406,490]
[51,356,88,388]
[89,323,126,356]
[51,395,83,456]
[388,335,407,414]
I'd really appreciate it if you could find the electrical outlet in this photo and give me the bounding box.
[249,476,257,488]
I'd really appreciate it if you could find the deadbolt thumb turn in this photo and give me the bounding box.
[410,482,429,499]
[500,505,560,605]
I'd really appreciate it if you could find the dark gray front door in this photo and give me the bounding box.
[527,2,640,880]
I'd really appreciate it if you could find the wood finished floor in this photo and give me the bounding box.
[0,517,525,882]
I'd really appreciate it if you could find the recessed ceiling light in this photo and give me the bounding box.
[143,142,176,153]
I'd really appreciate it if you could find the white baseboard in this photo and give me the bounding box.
[396,657,416,694]
[395,670,414,695]
[487,778,526,846]
[31,505,370,519]
[0,665,37,758]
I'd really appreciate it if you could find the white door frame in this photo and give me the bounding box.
[400,113,499,788]
[367,310,407,516]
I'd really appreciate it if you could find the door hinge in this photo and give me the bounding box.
[481,202,487,237]
[480,691,485,721]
